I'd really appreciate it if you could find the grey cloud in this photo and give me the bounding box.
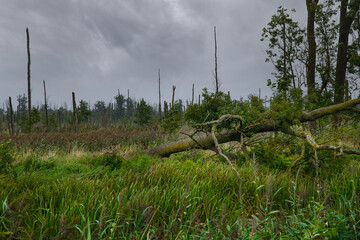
[0,0,307,107]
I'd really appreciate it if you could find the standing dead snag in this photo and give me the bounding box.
[158,69,161,117]
[214,26,219,94]
[72,92,78,133]
[172,86,176,107]
[192,84,194,105]
[8,97,14,136]
[26,27,31,131]
[43,80,49,129]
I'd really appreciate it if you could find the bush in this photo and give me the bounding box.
[184,89,238,131]
[94,151,124,171]
[135,99,153,126]
[161,101,182,134]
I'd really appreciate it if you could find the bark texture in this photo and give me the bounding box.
[334,0,360,103]
[306,0,318,95]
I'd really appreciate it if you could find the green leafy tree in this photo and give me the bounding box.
[77,100,91,123]
[16,94,28,131]
[161,100,182,134]
[114,92,125,121]
[261,6,306,95]
[126,97,134,120]
[94,101,106,125]
[30,107,40,125]
[48,112,57,130]
[135,99,153,126]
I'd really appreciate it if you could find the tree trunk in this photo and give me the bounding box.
[72,92,78,133]
[164,101,168,118]
[334,0,360,103]
[306,0,319,132]
[57,110,61,130]
[172,86,176,107]
[158,69,162,117]
[8,97,14,136]
[306,0,318,95]
[43,80,49,130]
[192,84,194,105]
[214,26,219,94]
[125,98,360,158]
[6,107,11,135]
[26,28,31,131]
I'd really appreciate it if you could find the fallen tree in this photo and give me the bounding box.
[124,98,360,160]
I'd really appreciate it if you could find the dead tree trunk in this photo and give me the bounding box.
[57,110,61,130]
[6,106,11,135]
[72,92,78,133]
[124,98,360,159]
[192,84,194,105]
[172,86,176,107]
[8,97,14,136]
[26,27,32,131]
[214,26,219,94]
[158,69,162,117]
[43,80,49,130]
[164,101,168,118]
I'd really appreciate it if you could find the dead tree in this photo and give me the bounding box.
[6,106,11,135]
[172,86,176,107]
[8,97,14,136]
[164,101,168,118]
[72,92,78,133]
[192,84,195,105]
[26,27,31,131]
[125,98,360,161]
[57,110,61,130]
[158,69,162,117]
[214,26,219,94]
[43,80,49,129]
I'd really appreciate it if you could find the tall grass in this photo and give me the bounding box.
[1,148,360,239]
[0,127,166,152]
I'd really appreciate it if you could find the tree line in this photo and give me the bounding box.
[0,90,190,134]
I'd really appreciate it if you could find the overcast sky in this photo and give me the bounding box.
[0,0,306,108]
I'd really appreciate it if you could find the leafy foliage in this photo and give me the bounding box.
[268,88,304,128]
[135,99,153,126]
[184,89,238,131]
[261,6,305,93]
[77,100,91,123]
[160,101,182,134]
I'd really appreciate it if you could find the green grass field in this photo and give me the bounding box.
[1,130,360,239]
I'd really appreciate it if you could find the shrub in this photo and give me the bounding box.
[94,151,124,171]
[184,89,238,131]
[135,99,153,126]
[161,101,182,134]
